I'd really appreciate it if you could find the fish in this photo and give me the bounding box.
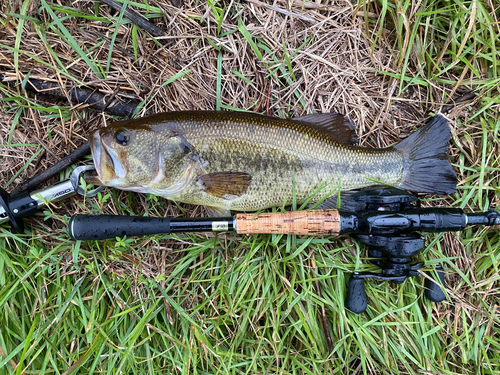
[88,111,457,215]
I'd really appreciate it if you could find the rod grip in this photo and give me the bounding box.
[235,210,340,235]
[68,214,171,241]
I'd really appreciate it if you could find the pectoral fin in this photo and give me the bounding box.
[197,172,252,199]
[292,112,358,145]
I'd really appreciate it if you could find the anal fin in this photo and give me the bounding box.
[306,196,340,210]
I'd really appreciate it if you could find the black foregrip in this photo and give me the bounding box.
[69,215,171,241]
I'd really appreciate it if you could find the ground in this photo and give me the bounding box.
[0,0,499,374]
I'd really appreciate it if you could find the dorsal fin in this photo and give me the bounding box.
[292,112,358,145]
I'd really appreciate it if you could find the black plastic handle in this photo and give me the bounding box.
[69,215,171,240]
[424,264,446,302]
[346,274,368,314]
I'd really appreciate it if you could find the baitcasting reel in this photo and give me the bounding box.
[342,188,459,314]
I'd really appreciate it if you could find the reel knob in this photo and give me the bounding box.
[346,274,368,314]
[424,265,446,302]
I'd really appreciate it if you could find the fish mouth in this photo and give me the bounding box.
[89,130,126,185]
[89,131,105,185]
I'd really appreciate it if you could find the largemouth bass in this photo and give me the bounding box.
[89,111,456,215]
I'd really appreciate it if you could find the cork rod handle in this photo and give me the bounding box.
[236,210,341,236]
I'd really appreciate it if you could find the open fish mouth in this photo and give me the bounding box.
[89,130,125,185]
[87,131,104,185]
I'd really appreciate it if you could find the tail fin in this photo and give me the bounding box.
[395,114,457,194]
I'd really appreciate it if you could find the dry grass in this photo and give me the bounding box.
[1,0,481,181]
[0,0,499,373]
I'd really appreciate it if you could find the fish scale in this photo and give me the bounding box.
[168,114,401,211]
[89,111,456,212]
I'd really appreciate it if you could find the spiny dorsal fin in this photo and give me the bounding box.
[197,172,252,200]
[292,112,358,145]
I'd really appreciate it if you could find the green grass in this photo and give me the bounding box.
[1,0,499,374]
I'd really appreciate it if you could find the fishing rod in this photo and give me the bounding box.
[67,187,500,314]
[2,173,498,313]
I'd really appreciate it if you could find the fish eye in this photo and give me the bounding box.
[115,129,130,146]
